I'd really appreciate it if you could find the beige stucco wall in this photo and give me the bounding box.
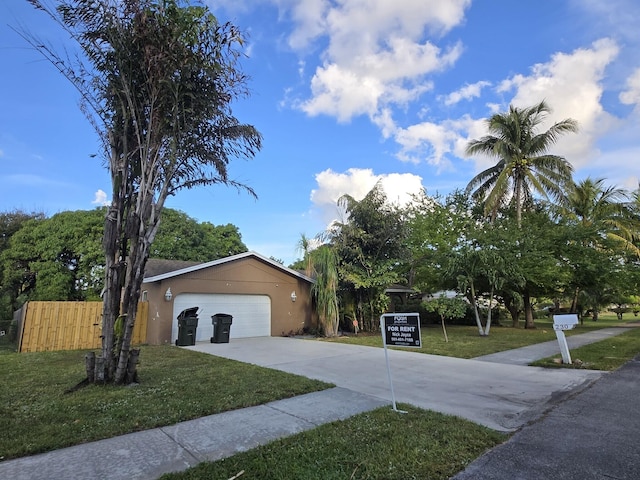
[143,256,316,345]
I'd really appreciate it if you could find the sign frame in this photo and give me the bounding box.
[380,313,422,413]
[381,313,422,348]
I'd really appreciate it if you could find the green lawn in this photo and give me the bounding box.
[2,311,637,477]
[0,346,330,460]
[531,327,640,371]
[160,404,506,480]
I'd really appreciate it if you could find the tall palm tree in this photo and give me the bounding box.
[562,177,639,254]
[465,101,578,227]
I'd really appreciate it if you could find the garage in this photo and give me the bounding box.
[142,251,316,345]
[172,293,271,343]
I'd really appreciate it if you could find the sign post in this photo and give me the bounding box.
[552,314,579,364]
[380,313,422,413]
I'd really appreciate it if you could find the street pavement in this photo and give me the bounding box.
[0,327,636,479]
[452,354,640,480]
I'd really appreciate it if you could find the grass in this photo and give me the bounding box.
[531,327,640,371]
[2,310,637,476]
[160,404,506,480]
[0,345,330,460]
[326,313,639,359]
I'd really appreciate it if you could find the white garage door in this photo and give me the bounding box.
[172,293,271,343]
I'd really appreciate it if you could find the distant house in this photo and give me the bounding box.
[385,284,418,311]
[142,251,316,344]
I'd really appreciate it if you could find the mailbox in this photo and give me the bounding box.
[552,314,579,331]
[552,313,579,364]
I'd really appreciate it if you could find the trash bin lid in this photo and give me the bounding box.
[212,313,233,324]
[178,307,199,319]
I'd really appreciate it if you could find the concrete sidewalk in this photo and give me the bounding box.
[0,388,387,480]
[0,328,633,479]
[474,327,631,365]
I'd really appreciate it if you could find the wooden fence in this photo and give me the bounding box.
[18,301,148,353]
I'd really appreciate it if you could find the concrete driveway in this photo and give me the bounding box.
[188,337,602,432]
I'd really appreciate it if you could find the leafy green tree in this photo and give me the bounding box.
[0,211,46,319]
[447,237,511,336]
[422,295,468,342]
[553,178,639,315]
[27,0,262,383]
[0,207,244,312]
[151,209,247,261]
[2,209,106,303]
[502,208,571,328]
[405,190,471,294]
[465,101,578,226]
[331,183,409,331]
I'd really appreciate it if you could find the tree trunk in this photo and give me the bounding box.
[101,205,126,382]
[504,295,520,327]
[483,287,494,336]
[570,287,579,313]
[126,348,140,384]
[468,281,484,336]
[114,194,161,384]
[523,291,535,329]
[440,314,449,343]
[94,355,105,383]
[85,352,95,383]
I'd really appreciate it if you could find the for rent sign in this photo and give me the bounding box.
[380,313,422,413]
[381,313,421,348]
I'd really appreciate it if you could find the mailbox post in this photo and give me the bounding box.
[553,314,579,364]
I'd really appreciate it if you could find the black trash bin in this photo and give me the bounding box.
[176,307,199,346]
[210,313,233,343]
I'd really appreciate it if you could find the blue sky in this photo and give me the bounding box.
[1,0,639,265]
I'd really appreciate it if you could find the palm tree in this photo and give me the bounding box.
[558,178,639,312]
[310,245,340,337]
[564,178,637,251]
[465,101,578,227]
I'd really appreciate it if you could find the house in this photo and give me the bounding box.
[142,251,316,344]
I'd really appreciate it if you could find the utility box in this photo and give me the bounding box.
[211,313,233,343]
[176,307,199,346]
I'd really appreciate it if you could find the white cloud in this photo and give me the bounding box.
[284,0,330,50]
[391,114,486,170]
[498,38,620,167]
[310,168,423,225]
[91,189,110,206]
[300,41,461,121]
[394,120,459,166]
[619,68,640,108]
[385,39,622,177]
[287,0,469,121]
[442,81,491,106]
[301,64,386,121]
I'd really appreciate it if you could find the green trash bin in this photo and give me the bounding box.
[211,313,233,343]
[176,307,199,346]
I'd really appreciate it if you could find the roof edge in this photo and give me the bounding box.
[143,251,314,284]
